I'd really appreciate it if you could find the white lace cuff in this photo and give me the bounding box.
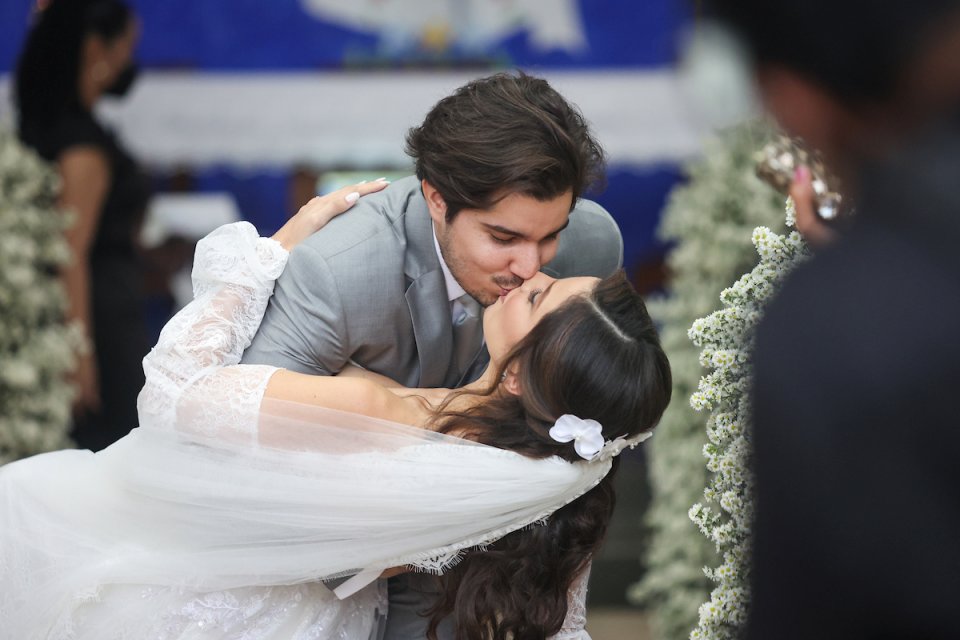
[138,222,287,438]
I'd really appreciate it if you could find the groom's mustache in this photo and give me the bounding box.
[493,276,524,290]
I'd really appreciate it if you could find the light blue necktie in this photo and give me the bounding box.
[452,294,482,377]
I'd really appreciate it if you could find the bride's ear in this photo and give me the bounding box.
[501,367,522,396]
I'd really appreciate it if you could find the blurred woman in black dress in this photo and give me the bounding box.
[16,0,150,451]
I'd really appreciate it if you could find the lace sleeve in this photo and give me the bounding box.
[136,222,287,444]
[550,564,592,640]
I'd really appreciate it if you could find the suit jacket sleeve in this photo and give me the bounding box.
[545,198,624,279]
[241,241,348,375]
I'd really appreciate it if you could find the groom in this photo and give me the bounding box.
[242,71,623,638]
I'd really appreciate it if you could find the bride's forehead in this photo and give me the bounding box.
[555,276,599,296]
[539,276,598,312]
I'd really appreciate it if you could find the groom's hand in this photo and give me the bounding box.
[272,178,390,251]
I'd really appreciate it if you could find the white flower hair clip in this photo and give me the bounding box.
[549,414,656,462]
[549,414,605,461]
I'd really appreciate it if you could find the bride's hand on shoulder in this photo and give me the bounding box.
[271,178,390,251]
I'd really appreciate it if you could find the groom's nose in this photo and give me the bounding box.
[508,244,541,281]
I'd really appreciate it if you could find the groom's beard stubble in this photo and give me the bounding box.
[437,233,523,307]
[461,271,523,308]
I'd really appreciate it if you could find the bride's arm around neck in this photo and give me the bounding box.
[265,369,431,430]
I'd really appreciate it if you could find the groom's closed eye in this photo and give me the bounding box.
[482,220,569,245]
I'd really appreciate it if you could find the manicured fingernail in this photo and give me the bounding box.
[345,192,360,204]
[794,166,810,183]
[375,176,389,182]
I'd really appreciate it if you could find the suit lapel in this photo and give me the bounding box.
[405,271,453,388]
[456,345,490,387]
[402,186,454,388]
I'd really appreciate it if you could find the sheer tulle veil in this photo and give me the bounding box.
[0,396,615,626]
[0,222,630,637]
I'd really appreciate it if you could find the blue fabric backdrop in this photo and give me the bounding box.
[0,0,687,71]
[2,0,689,285]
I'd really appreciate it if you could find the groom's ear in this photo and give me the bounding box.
[422,180,447,226]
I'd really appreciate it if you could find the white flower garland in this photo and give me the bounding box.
[688,201,808,639]
[630,122,787,640]
[0,125,81,463]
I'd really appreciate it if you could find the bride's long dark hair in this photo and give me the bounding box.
[427,271,672,640]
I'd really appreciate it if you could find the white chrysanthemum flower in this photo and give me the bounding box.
[0,125,78,463]
[631,123,791,640]
[688,200,810,639]
[785,196,797,227]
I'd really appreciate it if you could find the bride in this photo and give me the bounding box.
[0,181,671,640]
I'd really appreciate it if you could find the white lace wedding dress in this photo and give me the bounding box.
[0,222,599,640]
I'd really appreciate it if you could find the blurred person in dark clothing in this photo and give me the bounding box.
[16,0,150,451]
[705,1,960,638]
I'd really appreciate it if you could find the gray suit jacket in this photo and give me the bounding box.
[242,175,623,388]
[241,176,621,639]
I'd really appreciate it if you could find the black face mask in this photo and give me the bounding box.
[104,63,139,97]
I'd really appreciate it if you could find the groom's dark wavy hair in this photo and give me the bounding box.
[405,71,606,222]
[428,271,672,640]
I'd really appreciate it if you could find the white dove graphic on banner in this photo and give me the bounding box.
[299,0,587,53]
